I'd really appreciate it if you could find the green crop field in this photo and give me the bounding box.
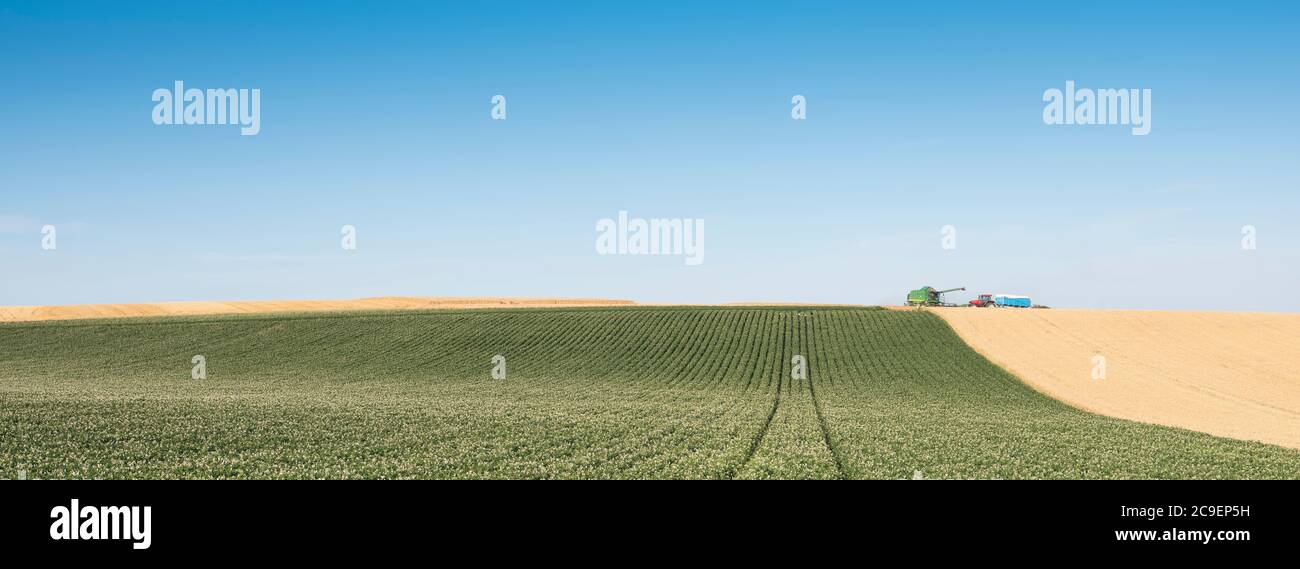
[2,307,1297,479]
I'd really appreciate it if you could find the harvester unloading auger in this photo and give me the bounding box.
[906,286,966,307]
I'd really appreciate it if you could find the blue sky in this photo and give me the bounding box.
[2,1,1297,310]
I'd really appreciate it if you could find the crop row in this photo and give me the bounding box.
[1,307,1297,478]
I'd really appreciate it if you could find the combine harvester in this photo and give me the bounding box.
[906,286,966,307]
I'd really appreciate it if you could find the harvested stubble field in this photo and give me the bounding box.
[935,308,1300,450]
[1,307,1297,479]
[0,296,631,323]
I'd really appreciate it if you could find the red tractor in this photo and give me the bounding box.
[969,293,997,307]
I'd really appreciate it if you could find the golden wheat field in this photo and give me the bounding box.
[933,307,1300,450]
[0,297,633,322]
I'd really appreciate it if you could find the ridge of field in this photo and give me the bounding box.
[0,297,633,322]
[932,307,1300,450]
[2,307,1297,479]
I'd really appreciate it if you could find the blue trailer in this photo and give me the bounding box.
[993,294,1032,308]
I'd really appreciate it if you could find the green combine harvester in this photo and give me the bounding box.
[906,286,966,306]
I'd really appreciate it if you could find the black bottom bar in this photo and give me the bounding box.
[2,480,1287,558]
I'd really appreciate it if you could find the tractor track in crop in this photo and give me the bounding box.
[806,312,850,479]
[727,372,782,480]
[806,378,847,479]
[723,310,788,479]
